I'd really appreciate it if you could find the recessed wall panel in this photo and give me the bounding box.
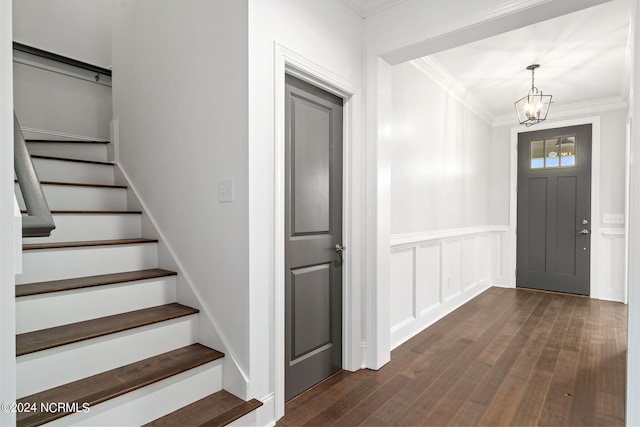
[390,250,415,329]
[417,244,441,313]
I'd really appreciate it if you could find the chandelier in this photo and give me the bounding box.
[514,64,552,127]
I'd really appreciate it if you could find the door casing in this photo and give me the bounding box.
[508,116,601,296]
[273,43,361,420]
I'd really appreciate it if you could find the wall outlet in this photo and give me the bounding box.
[603,214,624,225]
[219,179,233,203]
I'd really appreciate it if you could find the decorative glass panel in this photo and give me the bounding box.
[530,135,577,169]
[531,140,544,169]
[545,138,560,168]
[560,136,576,167]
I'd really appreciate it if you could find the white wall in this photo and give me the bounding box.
[13,0,113,141]
[13,58,112,141]
[111,0,250,387]
[391,62,492,234]
[0,2,16,426]
[389,60,502,348]
[13,0,112,68]
[247,0,364,420]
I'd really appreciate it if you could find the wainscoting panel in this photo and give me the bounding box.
[598,229,626,303]
[390,226,508,349]
[416,244,441,316]
[390,249,416,332]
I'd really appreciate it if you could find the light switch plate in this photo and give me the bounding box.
[603,214,624,225]
[219,179,233,203]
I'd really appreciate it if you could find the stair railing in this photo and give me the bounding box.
[14,113,55,237]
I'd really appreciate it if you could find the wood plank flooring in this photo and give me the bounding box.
[277,287,627,426]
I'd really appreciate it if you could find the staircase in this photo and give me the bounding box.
[15,139,261,426]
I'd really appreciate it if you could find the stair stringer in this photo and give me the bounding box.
[113,164,250,401]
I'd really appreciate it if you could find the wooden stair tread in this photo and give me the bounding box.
[15,179,126,189]
[16,269,177,297]
[23,238,158,251]
[16,303,198,356]
[22,209,142,215]
[144,390,263,427]
[26,139,109,144]
[16,344,224,427]
[31,154,113,166]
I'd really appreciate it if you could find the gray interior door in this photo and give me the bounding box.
[517,124,592,295]
[285,74,343,401]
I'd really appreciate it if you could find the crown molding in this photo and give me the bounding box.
[410,57,494,125]
[340,0,408,18]
[622,21,633,105]
[411,54,628,129]
[493,96,629,128]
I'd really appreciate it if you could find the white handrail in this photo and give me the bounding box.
[14,113,55,237]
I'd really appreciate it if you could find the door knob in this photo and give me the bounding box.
[579,229,590,235]
[335,244,345,254]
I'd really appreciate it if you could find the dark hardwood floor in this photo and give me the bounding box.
[277,287,627,426]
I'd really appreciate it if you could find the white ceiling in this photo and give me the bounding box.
[425,0,631,121]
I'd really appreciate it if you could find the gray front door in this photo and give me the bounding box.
[284,74,343,401]
[517,124,592,295]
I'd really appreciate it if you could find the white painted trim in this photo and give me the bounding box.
[391,226,509,250]
[494,97,629,128]
[273,42,361,420]
[601,228,626,237]
[508,116,602,296]
[20,127,109,142]
[13,198,22,275]
[109,117,119,164]
[0,2,17,425]
[255,393,276,427]
[365,55,392,371]
[411,57,494,125]
[13,55,112,87]
[340,0,409,18]
[379,0,551,64]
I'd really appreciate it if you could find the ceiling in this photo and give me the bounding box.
[424,0,631,122]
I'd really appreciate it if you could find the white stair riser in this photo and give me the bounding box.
[32,157,114,185]
[17,316,198,398]
[27,142,109,163]
[17,243,158,284]
[16,277,177,333]
[24,214,141,244]
[16,183,127,211]
[46,361,223,426]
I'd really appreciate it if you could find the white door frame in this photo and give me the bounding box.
[273,42,362,419]
[507,117,602,295]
